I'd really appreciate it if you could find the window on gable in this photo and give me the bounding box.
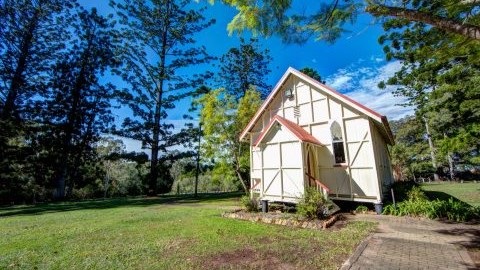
[330,121,346,164]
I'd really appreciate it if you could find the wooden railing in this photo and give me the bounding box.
[305,172,330,197]
[250,178,261,192]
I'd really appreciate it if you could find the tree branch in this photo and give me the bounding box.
[366,5,480,40]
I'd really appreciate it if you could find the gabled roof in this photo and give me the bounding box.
[239,67,395,145]
[254,115,323,147]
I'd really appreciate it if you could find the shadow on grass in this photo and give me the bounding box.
[0,192,243,217]
[423,190,480,225]
[423,190,465,204]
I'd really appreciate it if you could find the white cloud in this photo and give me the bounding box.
[325,59,414,120]
[329,74,352,89]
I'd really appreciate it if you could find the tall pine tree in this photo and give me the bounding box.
[0,0,75,119]
[111,0,215,195]
[218,38,272,99]
[43,8,119,198]
[379,8,480,170]
[0,0,77,203]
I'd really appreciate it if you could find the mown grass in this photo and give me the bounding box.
[0,193,375,270]
[421,182,480,207]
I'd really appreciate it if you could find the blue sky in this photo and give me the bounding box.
[79,1,413,151]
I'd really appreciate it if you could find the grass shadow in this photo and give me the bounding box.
[0,192,243,217]
[423,190,465,204]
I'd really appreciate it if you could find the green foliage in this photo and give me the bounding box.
[213,1,480,43]
[211,160,239,190]
[379,4,480,170]
[218,38,272,98]
[71,185,96,200]
[240,195,259,212]
[299,67,325,84]
[236,88,262,136]
[197,87,262,193]
[171,169,237,194]
[383,184,479,222]
[388,181,418,202]
[0,0,75,119]
[111,0,215,194]
[435,198,480,222]
[296,187,332,219]
[355,205,368,214]
[0,2,121,203]
[389,117,436,180]
[407,186,428,202]
[223,0,361,43]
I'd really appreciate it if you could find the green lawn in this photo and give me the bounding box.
[0,193,374,270]
[421,182,480,207]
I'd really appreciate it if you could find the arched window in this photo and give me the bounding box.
[330,121,346,164]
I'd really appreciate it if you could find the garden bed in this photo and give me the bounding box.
[222,209,343,230]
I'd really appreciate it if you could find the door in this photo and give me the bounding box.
[306,147,316,187]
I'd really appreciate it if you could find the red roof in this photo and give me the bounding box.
[254,115,323,147]
[239,67,395,145]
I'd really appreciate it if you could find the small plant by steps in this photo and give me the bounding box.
[355,205,369,214]
[297,187,333,219]
[241,195,259,212]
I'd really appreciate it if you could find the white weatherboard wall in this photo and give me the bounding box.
[253,124,304,202]
[248,69,394,204]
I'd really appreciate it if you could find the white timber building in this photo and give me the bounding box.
[239,67,395,207]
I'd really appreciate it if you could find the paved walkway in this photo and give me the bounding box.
[340,214,479,270]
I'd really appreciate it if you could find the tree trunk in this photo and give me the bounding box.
[366,5,480,40]
[194,124,201,197]
[54,43,90,199]
[235,168,249,194]
[150,90,162,196]
[423,116,439,181]
[234,144,249,194]
[148,0,171,196]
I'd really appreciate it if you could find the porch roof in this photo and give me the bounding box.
[253,115,324,147]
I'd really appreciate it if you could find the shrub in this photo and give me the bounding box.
[355,205,369,214]
[407,186,428,201]
[386,181,418,202]
[382,186,480,222]
[241,195,258,212]
[434,197,479,222]
[71,185,95,200]
[297,187,332,219]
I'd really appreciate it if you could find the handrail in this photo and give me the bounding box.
[250,179,261,191]
[305,172,330,193]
